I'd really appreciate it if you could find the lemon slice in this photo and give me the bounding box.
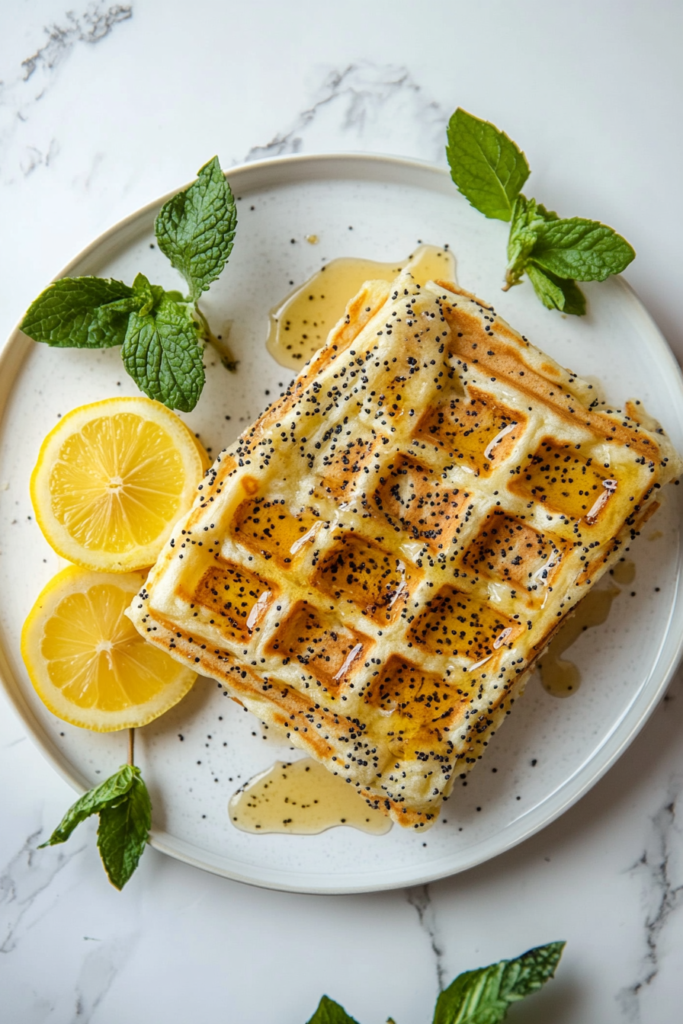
[21,566,197,731]
[31,396,205,572]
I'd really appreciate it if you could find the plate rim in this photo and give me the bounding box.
[2,151,683,894]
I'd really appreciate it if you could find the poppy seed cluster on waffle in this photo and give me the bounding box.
[127,272,681,828]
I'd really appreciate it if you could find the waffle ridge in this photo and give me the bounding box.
[128,273,682,828]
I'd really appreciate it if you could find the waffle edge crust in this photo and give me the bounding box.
[127,274,682,829]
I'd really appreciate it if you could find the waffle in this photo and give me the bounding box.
[128,272,682,829]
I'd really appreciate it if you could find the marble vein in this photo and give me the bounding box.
[73,931,139,1022]
[0,2,132,181]
[0,827,85,954]
[3,736,27,749]
[406,884,446,992]
[245,60,448,165]
[21,138,59,177]
[617,777,683,1021]
[20,4,132,81]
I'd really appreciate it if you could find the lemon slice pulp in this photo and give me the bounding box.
[31,396,205,572]
[21,566,196,731]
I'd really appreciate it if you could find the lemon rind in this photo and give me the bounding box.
[21,565,197,732]
[30,396,205,573]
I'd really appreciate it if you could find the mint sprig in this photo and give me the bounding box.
[39,763,151,890]
[20,156,237,411]
[446,108,635,314]
[305,941,564,1024]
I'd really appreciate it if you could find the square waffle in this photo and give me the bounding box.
[128,273,682,829]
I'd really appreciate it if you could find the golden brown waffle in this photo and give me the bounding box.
[128,273,681,829]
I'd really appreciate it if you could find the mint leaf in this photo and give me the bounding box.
[21,277,138,348]
[131,272,166,316]
[433,941,565,1024]
[306,995,360,1024]
[506,196,561,288]
[39,764,152,890]
[97,773,151,890]
[505,200,618,313]
[533,202,558,222]
[446,109,530,222]
[122,295,205,411]
[39,764,137,847]
[155,155,237,300]
[530,216,635,282]
[527,264,586,315]
[505,196,549,287]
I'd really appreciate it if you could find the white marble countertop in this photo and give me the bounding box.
[2,2,683,1021]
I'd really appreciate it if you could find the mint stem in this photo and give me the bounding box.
[502,268,522,292]
[128,728,135,767]
[195,305,238,373]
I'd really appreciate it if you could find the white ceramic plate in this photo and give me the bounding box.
[1,155,682,894]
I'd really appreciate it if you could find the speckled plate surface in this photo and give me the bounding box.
[1,154,682,894]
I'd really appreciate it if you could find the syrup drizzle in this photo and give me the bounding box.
[267,244,456,369]
[229,758,393,835]
[539,559,636,697]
